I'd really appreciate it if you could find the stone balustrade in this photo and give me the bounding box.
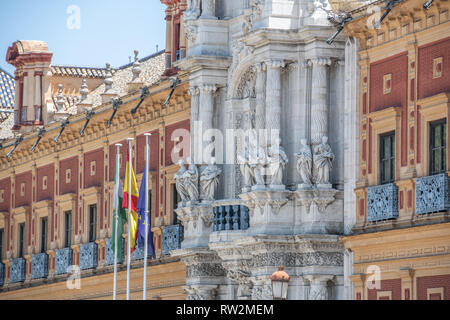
[9,258,26,283]
[213,205,250,232]
[55,248,72,275]
[80,242,98,270]
[367,183,399,222]
[162,224,183,256]
[416,173,450,215]
[31,253,48,280]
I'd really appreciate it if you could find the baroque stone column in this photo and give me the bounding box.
[189,87,200,163]
[265,60,285,136]
[199,84,217,164]
[254,62,266,131]
[305,274,334,300]
[310,58,331,145]
[288,61,301,186]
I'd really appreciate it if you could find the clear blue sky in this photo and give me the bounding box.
[0,0,167,75]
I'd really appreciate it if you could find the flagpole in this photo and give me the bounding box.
[113,143,122,300]
[143,133,151,300]
[126,138,133,300]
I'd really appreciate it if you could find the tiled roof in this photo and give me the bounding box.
[0,67,15,109]
[50,65,118,78]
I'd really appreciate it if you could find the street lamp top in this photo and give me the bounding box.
[270,266,290,282]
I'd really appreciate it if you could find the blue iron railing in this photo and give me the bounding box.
[416,173,450,214]
[9,258,26,283]
[80,242,98,270]
[31,253,48,280]
[367,183,399,222]
[55,247,73,275]
[162,224,183,256]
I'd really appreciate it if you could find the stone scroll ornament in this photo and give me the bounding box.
[313,136,334,185]
[200,157,222,201]
[295,138,313,186]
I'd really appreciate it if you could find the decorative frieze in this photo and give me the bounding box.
[9,258,26,283]
[416,173,450,214]
[31,253,48,280]
[55,247,72,275]
[367,183,399,222]
[79,242,98,270]
[162,224,183,256]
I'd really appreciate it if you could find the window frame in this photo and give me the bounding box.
[18,223,25,258]
[88,204,97,243]
[40,217,48,253]
[64,210,72,248]
[429,119,447,175]
[380,131,396,184]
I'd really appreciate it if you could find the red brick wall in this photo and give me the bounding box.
[165,120,190,167]
[36,164,54,202]
[109,140,127,181]
[367,279,402,300]
[14,171,32,208]
[0,177,11,212]
[136,131,159,174]
[418,37,450,99]
[370,52,408,113]
[84,149,104,188]
[417,275,450,300]
[59,156,78,195]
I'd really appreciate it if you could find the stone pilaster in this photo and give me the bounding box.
[46,249,56,279]
[265,59,285,137]
[305,274,334,300]
[200,0,217,19]
[198,84,217,163]
[188,87,200,163]
[288,61,301,186]
[310,58,331,145]
[254,62,266,131]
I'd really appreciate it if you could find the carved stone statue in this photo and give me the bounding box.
[248,136,266,187]
[313,136,335,186]
[174,159,189,204]
[200,157,222,201]
[295,139,313,186]
[183,157,199,201]
[266,138,288,186]
[185,0,201,20]
[238,144,255,191]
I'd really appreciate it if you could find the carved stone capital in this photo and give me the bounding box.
[188,86,200,96]
[254,61,266,73]
[265,59,285,69]
[309,57,332,67]
[287,61,299,71]
[199,84,217,94]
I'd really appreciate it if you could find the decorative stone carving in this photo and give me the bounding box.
[183,158,200,202]
[131,50,141,80]
[367,183,399,222]
[200,157,222,202]
[238,143,255,192]
[266,138,288,187]
[184,285,218,300]
[175,159,189,205]
[185,0,201,20]
[31,253,48,280]
[55,247,72,275]
[251,279,272,300]
[236,66,257,99]
[305,275,334,300]
[162,224,183,256]
[184,23,198,42]
[416,173,450,214]
[79,242,98,270]
[295,139,313,187]
[9,258,25,283]
[248,134,266,188]
[313,136,334,187]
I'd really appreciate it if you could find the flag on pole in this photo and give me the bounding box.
[112,157,126,261]
[137,169,155,258]
[123,149,139,253]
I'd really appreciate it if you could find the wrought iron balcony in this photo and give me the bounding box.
[105,238,124,266]
[80,242,98,270]
[55,248,73,275]
[367,183,399,222]
[213,205,250,232]
[0,263,4,287]
[162,224,183,256]
[132,246,145,260]
[31,253,48,280]
[9,258,26,283]
[416,173,450,214]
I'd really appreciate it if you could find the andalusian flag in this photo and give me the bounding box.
[112,158,126,262]
[123,150,139,253]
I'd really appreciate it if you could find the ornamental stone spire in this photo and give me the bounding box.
[101,62,118,104]
[80,74,89,101]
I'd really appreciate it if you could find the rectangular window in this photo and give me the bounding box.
[65,211,72,248]
[41,217,48,253]
[89,204,97,242]
[175,23,181,61]
[380,132,395,184]
[430,119,447,175]
[19,223,25,258]
[173,184,181,225]
[0,229,3,260]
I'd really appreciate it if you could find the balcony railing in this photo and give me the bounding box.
[9,258,26,283]
[213,205,250,232]
[162,224,183,256]
[132,246,146,260]
[105,238,124,265]
[0,263,4,287]
[367,183,399,222]
[55,247,73,275]
[31,253,48,280]
[80,242,98,270]
[416,173,450,214]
